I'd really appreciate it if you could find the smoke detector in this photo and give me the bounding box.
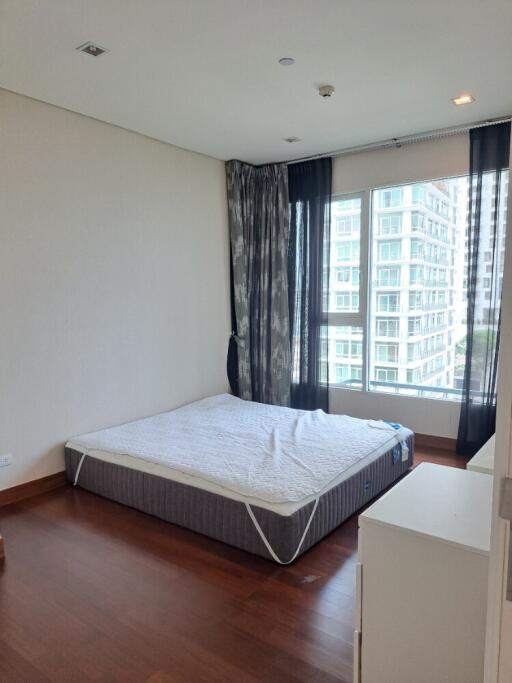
[318,85,335,98]
[76,42,109,57]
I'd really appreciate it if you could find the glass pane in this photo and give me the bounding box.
[321,325,363,389]
[369,174,508,400]
[328,197,362,313]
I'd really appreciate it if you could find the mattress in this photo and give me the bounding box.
[65,394,414,563]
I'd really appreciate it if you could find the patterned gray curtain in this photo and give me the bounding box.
[226,160,291,406]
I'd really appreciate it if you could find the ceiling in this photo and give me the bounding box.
[1,0,512,164]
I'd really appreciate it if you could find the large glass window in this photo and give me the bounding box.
[324,173,508,400]
[368,175,507,399]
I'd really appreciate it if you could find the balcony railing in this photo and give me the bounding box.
[338,378,464,401]
[335,379,491,402]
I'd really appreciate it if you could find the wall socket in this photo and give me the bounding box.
[0,453,12,467]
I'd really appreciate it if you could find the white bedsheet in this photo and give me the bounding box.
[67,394,412,509]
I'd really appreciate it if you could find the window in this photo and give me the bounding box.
[375,367,398,383]
[351,341,363,358]
[411,212,424,232]
[408,291,423,310]
[336,240,360,263]
[336,341,350,357]
[367,174,508,398]
[336,214,360,235]
[408,342,421,362]
[336,292,359,311]
[378,240,401,261]
[325,173,508,401]
[335,364,349,383]
[351,366,362,380]
[407,368,421,383]
[379,188,403,208]
[337,267,351,283]
[410,238,423,259]
[336,267,360,285]
[376,318,399,338]
[411,185,425,205]
[408,317,422,336]
[379,214,401,235]
[377,293,400,312]
[377,266,400,286]
[375,343,399,362]
[409,265,422,285]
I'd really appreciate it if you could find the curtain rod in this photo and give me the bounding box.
[285,115,512,165]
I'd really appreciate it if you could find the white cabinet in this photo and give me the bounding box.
[355,463,493,683]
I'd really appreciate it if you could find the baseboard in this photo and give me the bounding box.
[0,471,67,507]
[415,433,457,452]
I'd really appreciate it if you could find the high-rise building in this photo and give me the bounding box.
[370,180,465,395]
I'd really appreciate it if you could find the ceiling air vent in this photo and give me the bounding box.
[76,42,109,57]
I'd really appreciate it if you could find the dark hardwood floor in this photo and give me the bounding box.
[0,447,466,683]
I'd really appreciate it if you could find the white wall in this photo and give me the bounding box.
[0,90,230,490]
[330,389,461,439]
[330,134,469,438]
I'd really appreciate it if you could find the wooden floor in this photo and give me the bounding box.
[0,448,466,683]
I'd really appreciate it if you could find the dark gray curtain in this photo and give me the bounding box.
[457,122,510,456]
[226,160,291,406]
[288,158,332,411]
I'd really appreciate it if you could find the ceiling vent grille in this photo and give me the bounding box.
[76,42,109,57]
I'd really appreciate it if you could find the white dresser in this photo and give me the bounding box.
[354,463,493,683]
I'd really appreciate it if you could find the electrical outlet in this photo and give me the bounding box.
[0,453,12,467]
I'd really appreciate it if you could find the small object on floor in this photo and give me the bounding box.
[300,574,320,584]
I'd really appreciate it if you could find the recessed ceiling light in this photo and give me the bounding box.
[76,42,109,57]
[284,136,301,143]
[278,57,295,66]
[452,94,475,106]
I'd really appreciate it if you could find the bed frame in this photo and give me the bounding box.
[65,435,413,564]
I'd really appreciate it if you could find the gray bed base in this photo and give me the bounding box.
[65,436,413,564]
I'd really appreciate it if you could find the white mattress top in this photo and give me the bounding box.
[67,393,412,508]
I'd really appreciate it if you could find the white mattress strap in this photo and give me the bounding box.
[400,439,410,462]
[367,420,409,462]
[245,497,320,565]
[73,451,88,486]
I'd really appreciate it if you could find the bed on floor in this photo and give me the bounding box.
[65,393,413,563]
